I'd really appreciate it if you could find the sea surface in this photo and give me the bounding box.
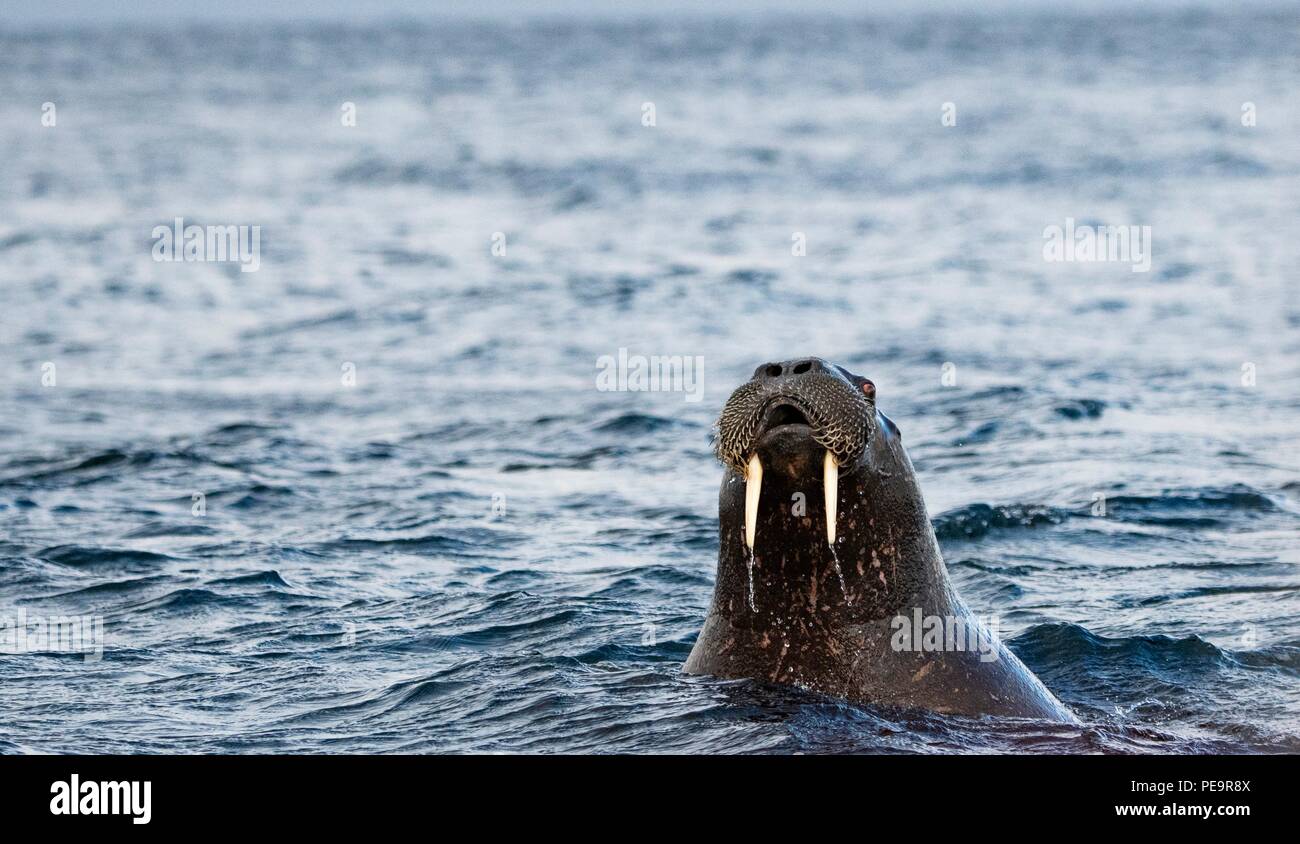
[1,10,1299,753]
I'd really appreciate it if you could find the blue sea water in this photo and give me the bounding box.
[1,10,1299,753]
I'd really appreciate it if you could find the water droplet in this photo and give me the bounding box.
[829,544,850,603]
[746,546,757,612]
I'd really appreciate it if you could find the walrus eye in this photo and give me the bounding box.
[861,380,875,400]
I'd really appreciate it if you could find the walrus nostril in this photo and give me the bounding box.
[765,364,782,378]
[792,361,812,375]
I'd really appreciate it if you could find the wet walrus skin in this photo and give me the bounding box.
[685,358,1077,721]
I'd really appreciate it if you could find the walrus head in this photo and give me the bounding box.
[705,356,931,624]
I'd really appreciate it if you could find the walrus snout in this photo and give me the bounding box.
[712,356,875,477]
[753,416,822,480]
[713,357,879,553]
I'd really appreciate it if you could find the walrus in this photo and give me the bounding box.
[685,357,1077,721]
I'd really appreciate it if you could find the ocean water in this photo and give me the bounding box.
[1,10,1299,754]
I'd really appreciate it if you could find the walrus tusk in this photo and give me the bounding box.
[824,451,838,545]
[745,454,762,550]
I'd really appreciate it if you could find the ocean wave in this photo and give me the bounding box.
[1053,399,1106,420]
[933,503,1067,540]
[39,545,176,568]
[590,412,684,435]
[1101,485,1281,528]
[1014,622,1234,671]
[934,485,1284,541]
